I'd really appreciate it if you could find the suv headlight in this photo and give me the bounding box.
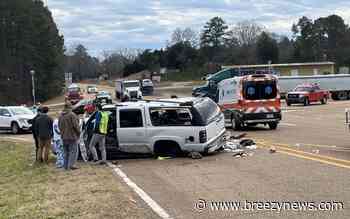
[18,119,27,125]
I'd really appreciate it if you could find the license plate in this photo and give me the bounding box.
[266,114,274,119]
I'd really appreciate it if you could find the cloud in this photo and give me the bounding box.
[48,0,350,56]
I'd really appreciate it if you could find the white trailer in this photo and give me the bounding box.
[278,74,350,100]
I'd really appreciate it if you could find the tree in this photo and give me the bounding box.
[200,17,228,48]
[230,20,263,46]
[170,27,198,48]
[257,32,279,64]
[0,0,64,104]
[65,44,100,81]
[278,36,294,63]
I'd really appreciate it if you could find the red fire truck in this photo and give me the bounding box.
[217,74,281,130]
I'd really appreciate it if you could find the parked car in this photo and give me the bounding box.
[95,91,113,106]
[82,97,226,159]
[66,84,83,105]
[141,79,154,95]
[286,83,329,106]
[87,85,98,94]
[73,99,95,115]
[0,106,36,134]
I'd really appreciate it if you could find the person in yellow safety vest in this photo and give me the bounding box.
[88,104,109,165]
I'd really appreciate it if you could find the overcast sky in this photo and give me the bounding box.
[48,0,350,56]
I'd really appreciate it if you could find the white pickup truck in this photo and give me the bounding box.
[82,97,226,158]
[115,80,143,101]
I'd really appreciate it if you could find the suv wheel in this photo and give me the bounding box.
[286,101,291,106]
[11,122,20,134]
[231,118,242,131]
[154,141,182,157]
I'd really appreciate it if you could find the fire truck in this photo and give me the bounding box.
[217,74,281,130]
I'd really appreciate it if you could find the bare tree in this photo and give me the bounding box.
[170,27,199,47]
[229,20,264,46]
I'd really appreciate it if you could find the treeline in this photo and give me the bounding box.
[69,14,350,82]
[0,0,64,104]
[2,1,350,105]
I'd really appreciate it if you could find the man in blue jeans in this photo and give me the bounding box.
[58,102,81,170]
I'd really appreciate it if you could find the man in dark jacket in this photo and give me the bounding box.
[58,102,81,170]
[35,106,53,163]
[31,107,42,161]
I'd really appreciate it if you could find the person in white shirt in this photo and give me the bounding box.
[53,119,64,168]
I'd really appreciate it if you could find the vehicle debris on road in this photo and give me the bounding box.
[188,152,203,159]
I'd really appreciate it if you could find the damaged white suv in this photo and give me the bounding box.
[83,97,226,158]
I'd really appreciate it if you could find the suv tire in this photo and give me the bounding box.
[268,122,278,130]
[11,122,20,134]
[231,118,242,131]
[154,141,182,157]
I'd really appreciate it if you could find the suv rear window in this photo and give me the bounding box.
[243,81,277,100]
[149,108,192,126]
[191,98,221,126]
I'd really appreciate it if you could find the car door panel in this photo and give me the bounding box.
[117,108,150,153]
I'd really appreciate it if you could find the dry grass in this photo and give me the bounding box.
[0,141,157,219]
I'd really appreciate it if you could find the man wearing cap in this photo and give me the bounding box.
[58,102,81,170]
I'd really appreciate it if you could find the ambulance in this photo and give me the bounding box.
[217,74,281,130]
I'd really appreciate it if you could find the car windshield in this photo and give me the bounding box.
[294,87,313,92]
[191,98,221,125]
[124,82,140,88]
[243,81,277,100]
[9,107,34,115]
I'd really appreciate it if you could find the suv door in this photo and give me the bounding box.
[0,108,12,129]
[117,108,150,153]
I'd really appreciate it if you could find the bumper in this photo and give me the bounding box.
[242,112,281,124]
[204,130,226,153]
[286,97,304,104]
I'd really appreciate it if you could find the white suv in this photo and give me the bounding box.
[0,106,35,134]
[83,97,226,158]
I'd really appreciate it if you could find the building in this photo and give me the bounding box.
[222,62,335,76]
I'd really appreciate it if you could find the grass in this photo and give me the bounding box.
[0,140,156,219]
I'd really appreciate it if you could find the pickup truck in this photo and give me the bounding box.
[115,80,143,101]
[82,97,226,158]
[286,83,329,106]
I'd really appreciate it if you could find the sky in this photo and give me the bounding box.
[48,0,350,57]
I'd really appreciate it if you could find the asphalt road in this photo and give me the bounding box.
[113,100,350,219]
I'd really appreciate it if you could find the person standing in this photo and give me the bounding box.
[31,107,42,162]
[88,105,109,165]
[53,118,64,168]
[35,106,53,163]
[58,102,81,170]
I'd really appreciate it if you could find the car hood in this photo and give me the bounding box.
[17,114,35,120]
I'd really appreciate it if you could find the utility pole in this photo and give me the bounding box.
[30,70,36,105]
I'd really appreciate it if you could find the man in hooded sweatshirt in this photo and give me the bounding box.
[58,102,81,170]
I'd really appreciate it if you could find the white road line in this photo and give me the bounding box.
[107,163,172,219]
[279,123,297,127]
